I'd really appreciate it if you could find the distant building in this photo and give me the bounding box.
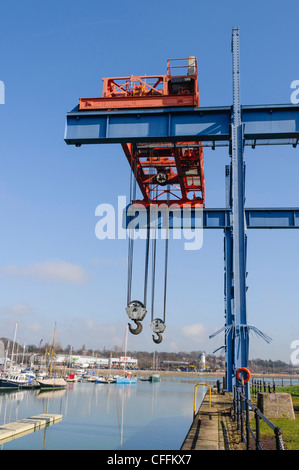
[200,353,206,369]
[54,354,138,368]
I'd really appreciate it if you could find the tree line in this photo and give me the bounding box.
[0,337,297,373]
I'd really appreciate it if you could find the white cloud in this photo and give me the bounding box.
[182,323,208,344]
[7,303,34,316]
[71,319,121,345]
[0,302,35,318]
[27,322,43,333]
[0,260,87,284]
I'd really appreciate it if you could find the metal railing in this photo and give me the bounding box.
[193,383,211,419]
[233,386,284,450]
[251,379,276,397]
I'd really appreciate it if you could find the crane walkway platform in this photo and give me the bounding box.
[181,391,245,450]
[0,413,62,444]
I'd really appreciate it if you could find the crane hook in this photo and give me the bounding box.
[128,319,143,335]
[150,318,165,344]
[152,332,162,344]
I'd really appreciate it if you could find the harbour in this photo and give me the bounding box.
[0,373,297,450]
[0,374,206,450]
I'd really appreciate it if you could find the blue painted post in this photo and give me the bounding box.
[231,27,250,398]
[224,164,233,391]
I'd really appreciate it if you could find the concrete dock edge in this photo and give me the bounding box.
[0,414,62,444]
[181,390,245,451]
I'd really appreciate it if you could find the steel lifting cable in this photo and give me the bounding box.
[150,211,157,324]
[126,156,136,306]
[144,148,154,310]
[143,220,150,308]
[163,186,170,324]
[126,145,147,335]
[150,185,169,344]
[126,150,170,344]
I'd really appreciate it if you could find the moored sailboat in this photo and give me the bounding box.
[66,373,79,382]
[36,323,66,390]
[149,351,160,382]
[115,371,137,384]
[95,375,116,384]
[149,372,160,382]
[38,377,67,389]
[0,323,39,389]
[116,326,137,384]
[0,371,39,389]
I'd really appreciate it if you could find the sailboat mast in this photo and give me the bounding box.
[10,322,18,370]
[124,325,128,373]
[49,322,56,378]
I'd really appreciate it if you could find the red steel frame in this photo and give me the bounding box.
[122,141,205,207]
[79,58,205,207]
[79,58,199,110]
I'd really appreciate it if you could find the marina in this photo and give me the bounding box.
[0,375,208,450]
[0,374,297,450]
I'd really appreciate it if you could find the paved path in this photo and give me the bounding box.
[181,391,245,450]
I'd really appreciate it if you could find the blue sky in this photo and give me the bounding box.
[0,0,298,362]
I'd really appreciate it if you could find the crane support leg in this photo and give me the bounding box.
[231,27,250,398]
[224,165,234,392]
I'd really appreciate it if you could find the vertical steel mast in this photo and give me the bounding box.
[224,164,233,391]
[230,27,249,397]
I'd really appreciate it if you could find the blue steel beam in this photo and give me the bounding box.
[124,207,299,229]
[65,106,230,145]
[64,104,299,147]
[205,208,299,228]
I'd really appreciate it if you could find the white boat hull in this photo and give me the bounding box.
[116,376,137,384]
[37,378,67,389]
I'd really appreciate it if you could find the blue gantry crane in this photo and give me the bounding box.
[65,27,299,398]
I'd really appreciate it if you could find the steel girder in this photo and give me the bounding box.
[124,207,299,229]
[65,103,299,147]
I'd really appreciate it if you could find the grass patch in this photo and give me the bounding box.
[250,385,299,450]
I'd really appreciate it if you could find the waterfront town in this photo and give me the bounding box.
[1,336,298,375]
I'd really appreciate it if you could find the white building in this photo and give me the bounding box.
[55,354,138,369]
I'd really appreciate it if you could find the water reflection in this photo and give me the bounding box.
[0,378,201,450]
[1,376,296,450]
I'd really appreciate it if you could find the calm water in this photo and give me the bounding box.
[0,377,213,450]
[1,375,297,450]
